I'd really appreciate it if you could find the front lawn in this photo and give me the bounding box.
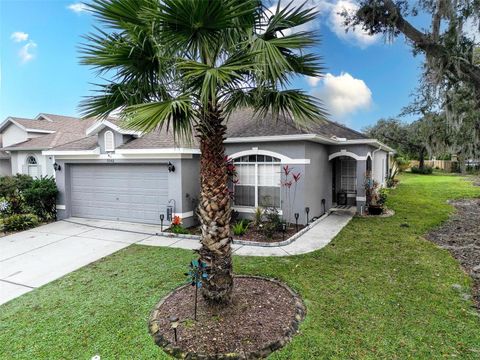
[1,173,480,359]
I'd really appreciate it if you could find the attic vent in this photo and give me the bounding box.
[104,130,115,152]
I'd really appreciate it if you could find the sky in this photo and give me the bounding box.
[0,0,425,131]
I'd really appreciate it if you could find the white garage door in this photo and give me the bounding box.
[70,164,168,224]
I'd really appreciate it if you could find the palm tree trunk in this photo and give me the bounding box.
[197,108,234,305]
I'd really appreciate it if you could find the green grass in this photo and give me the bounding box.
[1,173,480,359]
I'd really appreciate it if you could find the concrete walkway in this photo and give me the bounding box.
[131,210,354,256]
[0,212,352,305]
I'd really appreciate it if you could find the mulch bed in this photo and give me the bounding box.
[233,225,305,243]
[149,276,305,359]
[425,199,480,310]
[167,224,306,243]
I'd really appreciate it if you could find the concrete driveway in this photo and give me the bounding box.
[0,211,353,305]
[0,218,161,305]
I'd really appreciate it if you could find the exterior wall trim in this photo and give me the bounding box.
[328,149,369,161]
[173,211,194,218]
[43,148,101,156]
[116,148,200,155]
[86,120,142,136]
[228,148,310,164]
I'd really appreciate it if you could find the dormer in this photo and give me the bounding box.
[86,119,141,154]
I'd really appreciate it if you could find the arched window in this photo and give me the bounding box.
[233,154,281,208]
[104,130,115,152]
[26,155,37,165]
[26,155,39,178]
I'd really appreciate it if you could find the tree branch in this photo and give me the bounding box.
[359,0,480,94]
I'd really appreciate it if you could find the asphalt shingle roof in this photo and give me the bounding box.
[12,109,367,151]
[2,115,97,150]
[224,109,366,140]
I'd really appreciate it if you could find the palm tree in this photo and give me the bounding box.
[81,0,326,304]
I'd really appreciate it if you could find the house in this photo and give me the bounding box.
[0,114,96,178]
[38,109,394,227]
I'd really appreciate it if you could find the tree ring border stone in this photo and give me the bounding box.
[148,275,306,359]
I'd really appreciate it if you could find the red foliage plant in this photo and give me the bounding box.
[172,215,182,226]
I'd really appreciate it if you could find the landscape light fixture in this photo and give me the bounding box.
[305,207,310,224]
[168,162,175,173]
[321,199,326,215]
[169,315,180,342]
[282,222,287,241]
[160,214,164,232]
[53,162,61,171]
[294,213,299,232]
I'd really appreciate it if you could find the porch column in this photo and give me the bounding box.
[356,160,367,214]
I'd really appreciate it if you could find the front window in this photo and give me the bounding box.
[233,155,281,208]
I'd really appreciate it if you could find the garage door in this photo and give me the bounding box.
[70,164,168,224]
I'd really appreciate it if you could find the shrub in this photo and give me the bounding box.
[395,157,410,172]
[253,207,263,228]
[171,224,190,234]
[262,207,282,238]
[0,174,34,198]
[3,213,39,232]
[232,219,249,236]
[411,166,433,174]
[23,176,58,221]
[378,188,388,206]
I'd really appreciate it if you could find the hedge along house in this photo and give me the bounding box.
[44,110,394,227]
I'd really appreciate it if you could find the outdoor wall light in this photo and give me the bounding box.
[305,207,310,224]
[168,162,175,172]
[53,162,61,171]
[294,212,299,232]
[169,315,180,343]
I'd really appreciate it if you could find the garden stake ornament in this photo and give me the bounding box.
[185,259,208,321]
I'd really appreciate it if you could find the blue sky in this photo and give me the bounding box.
[0,0,424,131]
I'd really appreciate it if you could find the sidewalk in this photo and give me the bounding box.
[136,210,354,256]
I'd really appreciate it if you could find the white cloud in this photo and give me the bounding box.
[19,41,37,64]
[10,32,29,42]
[67,2,89,13]
[268,0,378,48]
[314,72,372,118]
[329,0,378,48]
[306,75,322,87]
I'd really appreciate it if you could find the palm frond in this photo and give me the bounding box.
[122,96,195,140]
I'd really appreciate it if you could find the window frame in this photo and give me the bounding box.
[104,130,115,152]
[233,154,281,208]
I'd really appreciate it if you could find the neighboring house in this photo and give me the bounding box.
[0,114,96,178]
[42,109,394,227]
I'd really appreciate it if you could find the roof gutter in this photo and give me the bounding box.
[225,134,395,152]
[43,148,101,156]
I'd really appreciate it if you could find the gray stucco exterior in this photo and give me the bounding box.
[224,140,388,223]
[49,117,391,227]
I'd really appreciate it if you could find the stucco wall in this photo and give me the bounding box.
[10,151,52,178]
[0,159,12,176]
[373,150,388,186]
[98,128,130,153]
[3,124,27,147]
[304,141,332,221]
